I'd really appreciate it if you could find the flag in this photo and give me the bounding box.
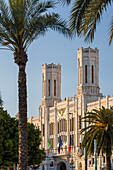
[47,149,49,156]
[69,135,73,154]
[58,136,63,153]
[48,139,51,149]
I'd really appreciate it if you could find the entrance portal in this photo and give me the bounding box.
[57,162,66,170]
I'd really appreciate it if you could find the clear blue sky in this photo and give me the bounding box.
[0,1,113,118]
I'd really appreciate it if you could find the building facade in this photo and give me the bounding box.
[28,47,113,170]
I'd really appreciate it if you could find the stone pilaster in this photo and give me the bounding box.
[54,101,58,152]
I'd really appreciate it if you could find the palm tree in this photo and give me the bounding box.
[81,106,113,170]
[0,0,72,169]
[64,0,113,45]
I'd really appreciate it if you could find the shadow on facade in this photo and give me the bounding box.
[57,162,66,170]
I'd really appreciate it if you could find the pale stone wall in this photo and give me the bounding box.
[28,117,40,129]
[28,47,113,170]
[87,96,113,111]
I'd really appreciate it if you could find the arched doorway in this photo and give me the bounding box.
[42,165,45,170]
[79,162,82,170]
[57,161,66,170]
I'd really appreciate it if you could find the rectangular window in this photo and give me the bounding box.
[43,124,45,136]
[72,118,74,131]
[85,65,87,83]
[58,122,59,133]
[54,80,56,96]
[48,79,50,96]
[92,158,94,164]
[65,120,67,132]
[60,120,61,133]
[92,65,94,83]
[49,124,50,135]
[70,119,72,131]
[73,135,74,145]
[52,123,53,135]
[79,116,81,129]
[89,160,91,167]
[103,156,105,163]
[80,67,82,84]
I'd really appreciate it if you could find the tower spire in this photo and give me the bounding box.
[41,63,61,107]
[77,47,103,103]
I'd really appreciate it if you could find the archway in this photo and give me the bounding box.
[42,165,45,170]
[57,161,66,170]
[79,162,82,170]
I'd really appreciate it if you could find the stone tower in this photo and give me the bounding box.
[77,47,102,103]
[41,63,61,107]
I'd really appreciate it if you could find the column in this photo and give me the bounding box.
[39,107,42,149]
[44,106,49,151]
[66,97,70,170]
[66,97,70,149]
[98,97,101,109]
[54,101,58,153]
[75,97,78,147]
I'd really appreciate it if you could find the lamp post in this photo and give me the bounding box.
[69,112,73,170]
[94,139,97,170]
[85,113,87,170]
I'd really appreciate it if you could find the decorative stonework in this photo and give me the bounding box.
[28,47,113,170]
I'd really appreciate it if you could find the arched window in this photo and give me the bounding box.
[42,165,45,170]
[50,161,54,167]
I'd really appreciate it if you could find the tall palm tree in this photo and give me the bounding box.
[64,0,113,45]
[0,0,72,169]
[81,106,113,170]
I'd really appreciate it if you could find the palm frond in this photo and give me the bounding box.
[0,0,72,52]
[69,0,92,31]
[69,0,112,43]
[109,16,113,45]
[23,13,72,50]
[26,0,56,18]
[81,107,113,156]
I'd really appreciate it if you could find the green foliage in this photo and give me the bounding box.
[0,108,18,167]
[28,123,46,166]
[81,106,113,157]
[0,93,3,107]
[64,0,113,45]
[0,108,45,167]
[0,0,72,52]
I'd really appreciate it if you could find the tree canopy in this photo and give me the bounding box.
[0,0,72,169]
[0,0,72,52]
[0,108,45,168]
[63,0,113,45]
[81,106,113,170]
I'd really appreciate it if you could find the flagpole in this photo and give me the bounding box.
[72,112,73,170]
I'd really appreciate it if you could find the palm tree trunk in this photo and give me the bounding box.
[14,51,28,170]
